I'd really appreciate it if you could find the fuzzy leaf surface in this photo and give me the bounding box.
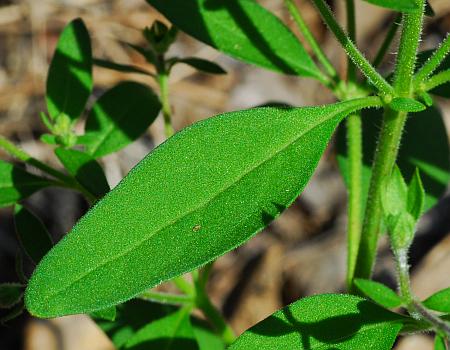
[0,161,52,208]
[46,18,93,120]
[363,0,420,12]
[81,81,161,158]
[25,99,379,317]
[229,294,404,349]
[146,0,322,78]
[337,106,450,214]
[55,148,110,198]
[407,169,425,221]
[423,287,450,313]
[389,97,426,112]
[354,279,402,308]
[14,205,53,264]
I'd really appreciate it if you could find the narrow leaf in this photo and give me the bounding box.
[416,50,450,98]
[46,18,93,120]
[55,148,110,198]
[229,294,404,350]
[81,81,161,158]
[363,0,420,13]
[146,0,322,78]
[90,306,116,321]
[0,283,23,308]
[25,98,380,317]
[407,168,425,221]
[124,307,198,350]
[0,160,52,208]
[337,106,450,213]
[93,58,153,76]
[434,335,447,350]
[173,57,226,74]
[14,204,53,264]
[423,287,450,313]
[354,279,403,308]
[382,165,408,217]
[389,97,426,113]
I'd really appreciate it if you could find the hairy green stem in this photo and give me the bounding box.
[353,1,425,282]
[345,113,363,289]
[414,34,450,85]
[423,69,450,91]
[139,290,194,305]
[157,73,175,138]
[194,277,236,345]
[0,136,96,203]
[345,0,356,81]
[373,14,402,68]
[284,0,338,82]
[311,0,394,95]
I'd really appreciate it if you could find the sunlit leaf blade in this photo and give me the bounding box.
[25,99,379,317]
[173,58,226,74]
[146,0,322,78]
[389,97,426,113]
[0,160,52,208]
[229,294,404,350]
[0,283,23,308]
[55,148,110,198]
[354,279,403,308]
[14,205,53,264]
[46,18,93,121]
[90,306,116,321]
[423,287,450,313]
[337,106,450,213]
[434,335,447,350]
[81,81,161,158]
[363,0,420,13]
[93,58,153,76]
[124,307,198,350]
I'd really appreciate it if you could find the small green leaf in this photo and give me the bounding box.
[40,134,58,145]
[434,335,447,350]
[337,106,450,214]
[25,98,379,317]
[93,58,153,76]
[389,97,426,112]
[124,307,198,350]
[46,18,93,121]
[14,204,53,264]
[80,81,161,158]
[354,279,403,308]
[90,306,116,321]
[229,294,404,350]
[382,166,408,217]
[55,148,110,198]
[363,0,420,13]
[0,283,23,308]
[0,160,52,208]
[192,318,225,350]
[423,287,450,313]
[389,212,416,251]
[172,57,226,74]
[419,92,434,106]
[146,0,322,78]
[407,168,425,221]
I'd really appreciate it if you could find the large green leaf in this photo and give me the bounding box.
[25,98,379,317]
[55,148,110,198]
[146,0,322,79]
[363,0,420,13]
[354,279,402,308]
[46,18,93,121]
[229,294,404,349]
[337,106,450,214]
[0,160,52,208]
[124,307,198,350]
[14,204,53,264]
[80,81,161,158]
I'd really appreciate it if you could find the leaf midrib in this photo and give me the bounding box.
[39,103,357,309]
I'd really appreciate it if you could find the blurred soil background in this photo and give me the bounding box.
[0,0,450,349]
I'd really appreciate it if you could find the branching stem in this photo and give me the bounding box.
[414,34,450,85]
